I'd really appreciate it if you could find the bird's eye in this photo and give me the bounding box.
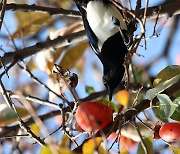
[112,17,120,27]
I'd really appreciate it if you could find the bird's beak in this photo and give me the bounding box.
[107,85,113,101]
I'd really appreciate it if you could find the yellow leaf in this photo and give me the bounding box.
[12,11,52,38]
[82,137,103,154]
[169,145,180,154]
[119,147,129,154]
[59,42,88,69]
[54,47,64,62]
[56,0,73,9]
[30,123,40,136]
[40,146,73,154]
[0,104,29,126]
[115,90,129,106]
[26,58,37,71]
[59,135,69,148]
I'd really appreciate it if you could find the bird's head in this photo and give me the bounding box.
[103,65,125,101]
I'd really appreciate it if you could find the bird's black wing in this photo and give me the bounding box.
[74,1,100,54]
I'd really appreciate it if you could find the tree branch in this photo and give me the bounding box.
[0,1,179,20]
[0,30,86,68]
[0,3,81,18]
[138,1,180,20]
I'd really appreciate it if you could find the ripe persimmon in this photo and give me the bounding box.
[75,102,113,132]
[159,122,180,143]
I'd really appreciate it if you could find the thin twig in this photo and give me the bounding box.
[8,91,60,109]
[0,0,6,31]
[136,116,153,131]
[0,134,29,139]
[0,78,46,146]
[133,121,148,154]
[18,64,68,102]
[152,6,161,37]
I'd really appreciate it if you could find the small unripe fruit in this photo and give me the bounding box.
[75,102,113,132]
[159,122,180,143]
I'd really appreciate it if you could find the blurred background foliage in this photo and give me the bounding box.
[0,0,179,153]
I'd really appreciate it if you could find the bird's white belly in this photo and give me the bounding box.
[86,1,127,50]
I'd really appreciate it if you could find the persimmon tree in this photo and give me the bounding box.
[0,0,180,153]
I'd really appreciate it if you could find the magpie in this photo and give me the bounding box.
[75,0,129,100]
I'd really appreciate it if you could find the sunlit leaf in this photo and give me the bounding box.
[119,147,129,154]
[59,42,88,69]
[157,94,178,119]
[59,135,69,148]
[26,58,37,71]
[153,65,180,98]
[76,57,85,73]
[0,104,29,126]
[56,0,73,9]
[82,137,103,154]
[30,123,40,136]
[54,47,64,62]
[169,145,180,154]
[137,136,152,154]
[153,65,180,87]
[115,90,129,106]
[40,146,73,154]
[12,11,52,38]
[146,74,180,100]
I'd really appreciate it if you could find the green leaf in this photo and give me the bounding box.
[146,74,180,100]
[170,97,180,121]
[103,97,119,112]
[153,65,180,87]
[157,94,178,119]
[137,136,153,154]
[0,104,29,126]
[173,97,180,110]
[153,106,168,123]
[59,42,88,69]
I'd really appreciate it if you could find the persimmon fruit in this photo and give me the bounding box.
[75,101,113,132]
[159,122,180,142]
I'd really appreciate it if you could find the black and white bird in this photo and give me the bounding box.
[75,0,129,100]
